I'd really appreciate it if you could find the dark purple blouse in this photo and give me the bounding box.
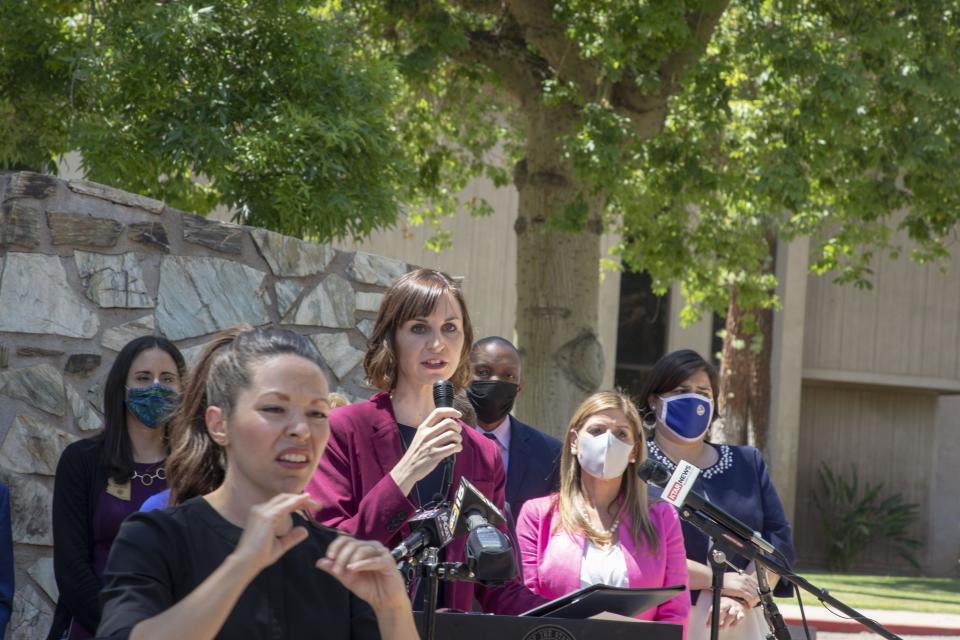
[68,462,166,640]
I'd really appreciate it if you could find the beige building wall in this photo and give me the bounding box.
[794,233,960,574]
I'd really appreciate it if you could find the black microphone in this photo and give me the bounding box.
[637,459,777,556]
[390,506,454,561]
[432,379,456,503]
[450,477,516,583]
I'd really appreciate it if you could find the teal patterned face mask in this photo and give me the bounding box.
[126,384,179,428]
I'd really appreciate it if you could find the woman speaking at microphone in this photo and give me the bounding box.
[307,268,544,614]
[515,391,690,633]
[639,349,795,640]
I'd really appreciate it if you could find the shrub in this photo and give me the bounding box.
[813,462,921,572]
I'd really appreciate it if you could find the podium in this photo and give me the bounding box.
[414,612,682,640]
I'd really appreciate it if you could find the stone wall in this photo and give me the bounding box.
[0,171,409,639]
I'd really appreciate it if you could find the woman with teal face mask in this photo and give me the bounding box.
[638,350,795,640]
[48,336,185,640]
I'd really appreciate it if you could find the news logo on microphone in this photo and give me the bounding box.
[664,460,700,507]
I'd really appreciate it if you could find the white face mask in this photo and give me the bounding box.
[576,431,634,480]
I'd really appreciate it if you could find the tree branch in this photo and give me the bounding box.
[448,29,548,108]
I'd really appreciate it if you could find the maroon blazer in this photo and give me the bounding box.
[306,392,545,614]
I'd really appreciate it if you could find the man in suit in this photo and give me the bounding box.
[467,337,562,519]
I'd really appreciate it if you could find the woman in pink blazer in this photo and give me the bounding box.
[307,268,543,615]
[516,390,690,633]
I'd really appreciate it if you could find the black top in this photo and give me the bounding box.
[396,424,448,508]
[49,438,111,640]
[96,497,380,640]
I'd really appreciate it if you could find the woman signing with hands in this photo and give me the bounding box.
[96,327,416,640]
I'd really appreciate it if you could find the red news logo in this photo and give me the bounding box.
[667,482,683,501]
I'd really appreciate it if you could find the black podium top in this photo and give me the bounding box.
[414,612,682,640]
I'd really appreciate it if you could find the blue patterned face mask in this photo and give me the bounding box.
[657,393,713,441]
[126,384,179,429]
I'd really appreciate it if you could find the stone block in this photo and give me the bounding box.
[310,333,364,381]
[2,472,54,545]
[28,557,58,602]
[65,353,101,375]
[7,171,57,199]
[251,228,334,276]
[48,211,123,247]
[0,253,99,338]
[182,213,244,254]
[357,318,375,339]
[74,251,153,308]
[156,256,269,340]
[16,347,65,358]
[348,251,407,287]
[292,274,355,329]
[68,178,165,213]
[0,200,41,248]
[0,363,66,416]
[67,384,103,432]
[0,414,77,475]
[128,221,170,252]
[9,583,54,640]
[275,280,304,320]
[355,292,384,313]
[101,315,156,352]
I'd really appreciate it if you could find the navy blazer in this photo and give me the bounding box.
[0,482,13,640]
[504,417,562,520]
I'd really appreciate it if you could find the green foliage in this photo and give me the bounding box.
[813,462,921,572]
[613,0,960,324]
[1,1,417,241]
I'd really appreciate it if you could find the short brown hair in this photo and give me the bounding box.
[364,268,474,391]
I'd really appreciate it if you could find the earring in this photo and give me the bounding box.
[642,410,657,430]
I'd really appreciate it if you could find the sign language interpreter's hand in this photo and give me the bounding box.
[317,536,411,615]
[389,407,462,496]
[231,493,320,576]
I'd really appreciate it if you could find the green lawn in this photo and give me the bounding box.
[774,571,960,614]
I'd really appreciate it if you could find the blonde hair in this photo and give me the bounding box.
[556,390,659,551]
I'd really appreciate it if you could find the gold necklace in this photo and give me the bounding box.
[577,499,622,544]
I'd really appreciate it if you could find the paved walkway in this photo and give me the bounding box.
[779,603,960,636]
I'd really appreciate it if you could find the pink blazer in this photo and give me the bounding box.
[306,392,545,615]
[516,495,690,634]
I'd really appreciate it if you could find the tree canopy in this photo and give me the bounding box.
[2,1,414,240]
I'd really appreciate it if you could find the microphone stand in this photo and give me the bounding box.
[404,549,481,640]
[678,506,904,640]
[708,547,727,640]
[756,562,791,640]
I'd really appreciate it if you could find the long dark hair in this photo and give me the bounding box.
[166,325,327,505]
[636,349,720,424]
[99,335,186,482]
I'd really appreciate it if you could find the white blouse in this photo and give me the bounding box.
[579,540,629,588]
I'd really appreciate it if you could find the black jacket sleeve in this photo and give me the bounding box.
[96,511,180,640]
[52,439,106,634]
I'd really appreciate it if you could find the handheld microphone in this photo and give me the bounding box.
[432,379,456,503]
[390,506,454,561]
[637,458,778,556]
[449,477,515,583]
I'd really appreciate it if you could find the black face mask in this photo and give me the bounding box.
[467,379,519,425]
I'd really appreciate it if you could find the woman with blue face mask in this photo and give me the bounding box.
[48,336,185,640]
[638,350,795,640]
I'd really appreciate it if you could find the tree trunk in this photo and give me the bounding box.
[712,293,774,448]
[713,236,777,450]
[513,108,605,437]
